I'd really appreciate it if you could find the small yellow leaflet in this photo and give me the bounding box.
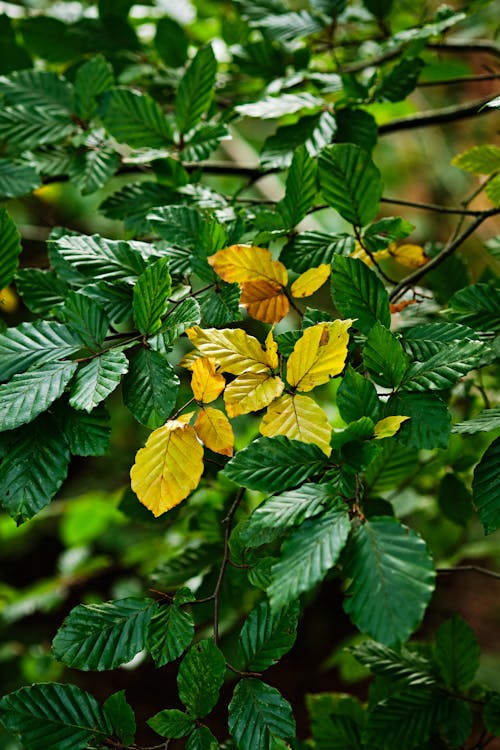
[265,328,279,371]
[291,264,330,298]
[240,280,289,323]
[287,319,352,392]
[373,415,410,440]
[191,357,225,403]
[194,407,234,456]
[224,372,284,417]
[208,244,288,286]
[388,244,428,269]
[260,393,332,456]
[186,325,273,375]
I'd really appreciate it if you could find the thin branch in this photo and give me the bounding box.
[418,72,500,87]
[340,46,401,73]
[380,196,489,215]
[354,225,399,285]
[437,565,500,581]
[429,40,500,59]
[378,96,495,134]
[213,488,245,647]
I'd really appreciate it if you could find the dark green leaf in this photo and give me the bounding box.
[15,269,68,315]
[261,111,337,169]
[175,45,217,135]
[452,405,500,434]
[228,678,295,750]
[155,17,188,68]
[239,600,299,672]
[69,147,120,196]
[52,597,157,671]
[375,58,425,102]
[402,322,477,361]
[69,351,128,412]
[0,69,73,110]
[337,366,380,423]
[148,709,195,738]
[0,15,32,74]
[439,697,472,748]
[186,726,219,750]
[448,283,500,332]
[99,88,173,148]
[401,341,484,391]
[335,108,378,153]
[177,640,226,718]
[319,143,383,226]
[0,158,40,198]
[81,281,133,325]
[0,683,110,750]
[148,204,203,247]
[352,642,435,686]
[281,232,354,273]
[0,414,70,524]
[223,437,327,492]
[103,691,136,746]
[438,474,472,526]
[311,0,347,16]
[363,322,409,388]
[342,518,435,645]
[56,403,111,457]
[307,692,365,750]
[268,505,350,609]
[100,181,179,235]
[150,543,221,590]
[147,603,194,667]
[133,257,171,335]
[363,217,414,253]
[365,442,417,493]
[484,694,500,734]
[365,687,441,749]
[123,347,178,428]
[435,615,480,689]
[331,256,390,333]
[472,437,500,534]
[384,393,450,450]
[152,297,201,348]
[0,105,74,150]
[257,11,324,42]
[60,290,109,350]
[74,55,114,120]
[277,146,317,228]
[363,0,393,17]
[0,207,22,290]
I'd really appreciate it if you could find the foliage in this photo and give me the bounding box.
[0,1,499,749]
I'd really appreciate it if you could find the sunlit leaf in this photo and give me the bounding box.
[186,325,274,375]
[472,436,500,534]
[224,372,284,417]
[373,416,410,439]
[291,264,331,298]
[239,279,289,323]
[208,244,288,286]
[388,244,428,269]
[191,357,225,403]
[194,407,234,456]
[260,392,332,456]
[287,320,352,392]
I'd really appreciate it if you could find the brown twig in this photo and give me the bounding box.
[213,488,245,646]
[378,97,495,134]
[437,565,500,581]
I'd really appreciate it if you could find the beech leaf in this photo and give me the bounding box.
[194,407,234,456]
[287,320,352,392]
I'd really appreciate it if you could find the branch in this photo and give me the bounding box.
[437,565,500,581]
[378,97,495,134]
[429,40,500,59]
[418,72,500,87]
[380,196,486,215]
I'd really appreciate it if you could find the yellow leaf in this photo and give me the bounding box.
[130,419,204,517]
[287,320,352,392]
[351,242,390,267]
[224,372,285,417]
[194,407,234,456]
[186,325,273,375]
[373,415,410,440]
[291,264,331,298]
[191,357,225,403]
[208,244,288,287]
[260,393,332,456]
[388,244,428,269]
[265,328,279,370]
[0,286,19,313]
[240,280,289,323]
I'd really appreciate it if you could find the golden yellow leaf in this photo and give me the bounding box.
[291,264,331,298]
[186,325,273,375]
[130,419,204,517]
[351,242,390,267]
[194,407,234,456]
[373,415,410,440]
[208,244,288,287]
[287,319,352,392]
[390,299,417,314]
[224,372,285,417]
[260,393,332,456]
[240,280,289,324]
[0,286,18,313]
[388,244,428,269]
[191,357,225,403]
[265,328,279,370]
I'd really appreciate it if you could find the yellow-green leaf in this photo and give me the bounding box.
[208,244,288,286]
[388,244,428,269]
[240,280,289,323]
[224,372,285,417]
[130,418,204,517]
[260,393,332,456]
[191,357,225,403]
[186,326,273,376]
[287,320,352,392]
[265,328,279,371]
[194,407,234,456]
[374,415,410,440]
[291,264,330,298]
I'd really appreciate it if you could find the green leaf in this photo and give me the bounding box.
[472,436,500,534]
[81,281,133,325]
[122,347,179,429]
[177,640,226,718]
[0,15,32,74]
[307,692,365,750]
[363,0,393,17]
[175,45,217,135]
[199,282,242,326]
[311,0,347,16]
[267,505,350,610]
[0,414,70,524]
[0,361,77,432]
[452,405,500,434]
[281,232,354,273]
[277,146,317,228]
[0,683,110,750]
[241,482,339,547]
[0,105,74,150]
[452,144,500,175]
[337,366,380,423]
[0,69,73,110]
[0,158,40,198]
[69,350,128,412]
[257,10,324,42]
[318,143,383,226]
[148,708,195,738]
[100,181,178,235]
[103,691,136,746]
[484,694,500,735]
[236,92,322,119]
[438,473,472,526]
[352,642,435,686]
[435,615,480,689]
[74,55,114,121]
[148,204,203,247]
[69,147,120,196]
[375,57,425,102]
[342,518,435,645]
[223,437,327,492]
[228,678,295,750]
[52,597,156,671]
[239,600,299,672]
[50,234,155,283]
[99,88,173,148]
[147,602,194,667]
[365,442,417,493]
[60,290,109,350]
[335,108,378,154]
[384,393,450,450]
[401,341,484,391]
[0,207,22,290]
[486,172,500,206]
[15,269,68,315]
[150,543,220,590]
[439,697,472,748]
[363,217,414,253]
[155,17,188,67]
[261,111,337,169]
[133,257,172,335]
[448,283,500,332]
[56,403,111,457]
[365,687,441,749]
[402,322,477,361]
[363,323,409,388]
[186,726,219,750]
[331,256,390,333]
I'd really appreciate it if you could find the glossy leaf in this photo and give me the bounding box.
[239,279,289,323]
[177,640,226,718]
[56,402,111,457]
[365,687,441,749]
[133,257,171,335]
[435,615,480,689]
[0,208,22,290]
[0,158,40,198]
[0,320,82,381]
[472,436,500,534]
[175,45,217,135]
[287,320,352,392]
[74,55,114,120]
[337,365,380,423]
[224,372,284,417]
[122,347,179,429]
[103,691,136,746]
[384,392,451,450]
[148,708,195,739]
[278,146,317,228]
[50,234,154,283]
[99,88,173,148]
[186,326,274,375]
[452,405,500,434]
[363,322,409,388]
[147,603,195,667]
[191,357,225,403]
[373,415,409,439]
[59,291,109,350]
[291,264,331,298]
[260,393,332,456]
[352,641,435,686]
[401,341,484,391]
[186,726,219,750]
[209,244,287,286]
[281,231,355,273]
[228,678,295,750]
[307,692,365,750]
[69,147,120,196]
[331,256,390,333]
[69,351,128,412]
[239,600,299,672]
[194,407,234,456]
[448,283,500,332]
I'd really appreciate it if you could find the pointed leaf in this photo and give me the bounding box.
[388,243,428,268]
[448,283,500,332]
[260,393,332,456]
[228,678,295,750]
[363,322,410,388]
[74,55,114,120]
[261,110,337,169]
[69,350,128,412]
[331,255,390,333]
[373,416,409,439]
[401,341,485,391]
[365,687,442,750]
[99,88,173,147]
[291,264,331,298]
[177,639,226,718]
[239,600,299,672]
[69,147,119,196]
[155,16,188,67]
[208,245,288,286]
[484,694,500,735]
[435,615,480,689]
[60,291,109,350]
[15,268,68,315]
[130,418,204,517]
[307,692,365,750]
[224,372,284,417]
[175,45,217,135]
[186,726,219,750]
[0,208,22,289]
[0,320,82,381]
[268,505,350,609]
[132,258,171,335]
[223,436,327,492]
[191,357,225,403]
[278,146,317,228]
[452,405,500,434]
[286,320,352,392]
[343,518,435,645]
[236,92,322,119]
[472,436,500,534]
[281,231,355,273]
[147,604,195,667]
[337,365,380,423]
[103,691,136,746]
[0,105,74,150]
[123,347,179,429]
[385,392,451,450]
[186,326,274,375]
[148,709,195,738]
[239,280,289,323]
[0,158,40,198]
[57,403,111,457]
[194,407,234,456]
[352,641,435,687]
[452,145,500,175]
[52,597,156,671]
